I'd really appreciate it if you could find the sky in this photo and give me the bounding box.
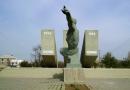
[0,0,130,60]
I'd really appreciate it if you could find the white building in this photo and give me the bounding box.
[10,60,23,67]
[0,55,16,66]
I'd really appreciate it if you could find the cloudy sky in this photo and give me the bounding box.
[0,0,130,60]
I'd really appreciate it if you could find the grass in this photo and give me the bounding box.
[65,84,90,90]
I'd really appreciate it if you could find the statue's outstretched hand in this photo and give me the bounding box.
[61,5,69,14]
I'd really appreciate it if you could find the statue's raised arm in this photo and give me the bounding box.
[61,5,79,53]
[60,6,79,67]
[61,6,77,32]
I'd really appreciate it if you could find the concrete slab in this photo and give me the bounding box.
[85,78,130,90]
[64,68,85,83]
[1,68,130,90]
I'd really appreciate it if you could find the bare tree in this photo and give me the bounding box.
[31,45,41,67]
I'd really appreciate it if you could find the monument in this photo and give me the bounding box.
[41,29,57,67]
[80,30,98,68]
[60,6,84,83]
[40,6,99,84]
[60,6,81,68]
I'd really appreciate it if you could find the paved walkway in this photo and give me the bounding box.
[86,78,130,90]
[1,68,130,90]
[0,78,65,90]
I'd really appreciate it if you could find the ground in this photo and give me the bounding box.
[0,78,64,90]
[0,68,130,90]
[86,78,130,90]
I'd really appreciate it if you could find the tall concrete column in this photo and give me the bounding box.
[80,30,99,68]
[41,29,57,67]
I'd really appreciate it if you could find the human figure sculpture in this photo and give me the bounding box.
[60,6,79,62]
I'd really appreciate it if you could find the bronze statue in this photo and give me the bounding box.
[60,6,79,58]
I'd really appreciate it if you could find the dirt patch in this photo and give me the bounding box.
[0,67,4,71]
[65,84,90,90]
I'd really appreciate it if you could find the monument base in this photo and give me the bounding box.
[64,68,85,83]
[66,52,81,68]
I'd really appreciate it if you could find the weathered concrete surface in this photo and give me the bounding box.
[0,68,64,90]
[64,68,85,83]
[83,68,130,90]
[1,68,130,90]
[64,68,130,83]
[0,78,64,90]
[86,78,130,90]
[80,30,98,67]
[0,68,63,78]
[41,30,57,67]
[83,68,130,78]
[1,68,130,79]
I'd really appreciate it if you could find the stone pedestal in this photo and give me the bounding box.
[66,52,81,68]
[64,68,85,83]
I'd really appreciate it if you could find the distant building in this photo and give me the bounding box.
[0,55,16,66]
[10,60,23,67]
[128,52,130,60]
